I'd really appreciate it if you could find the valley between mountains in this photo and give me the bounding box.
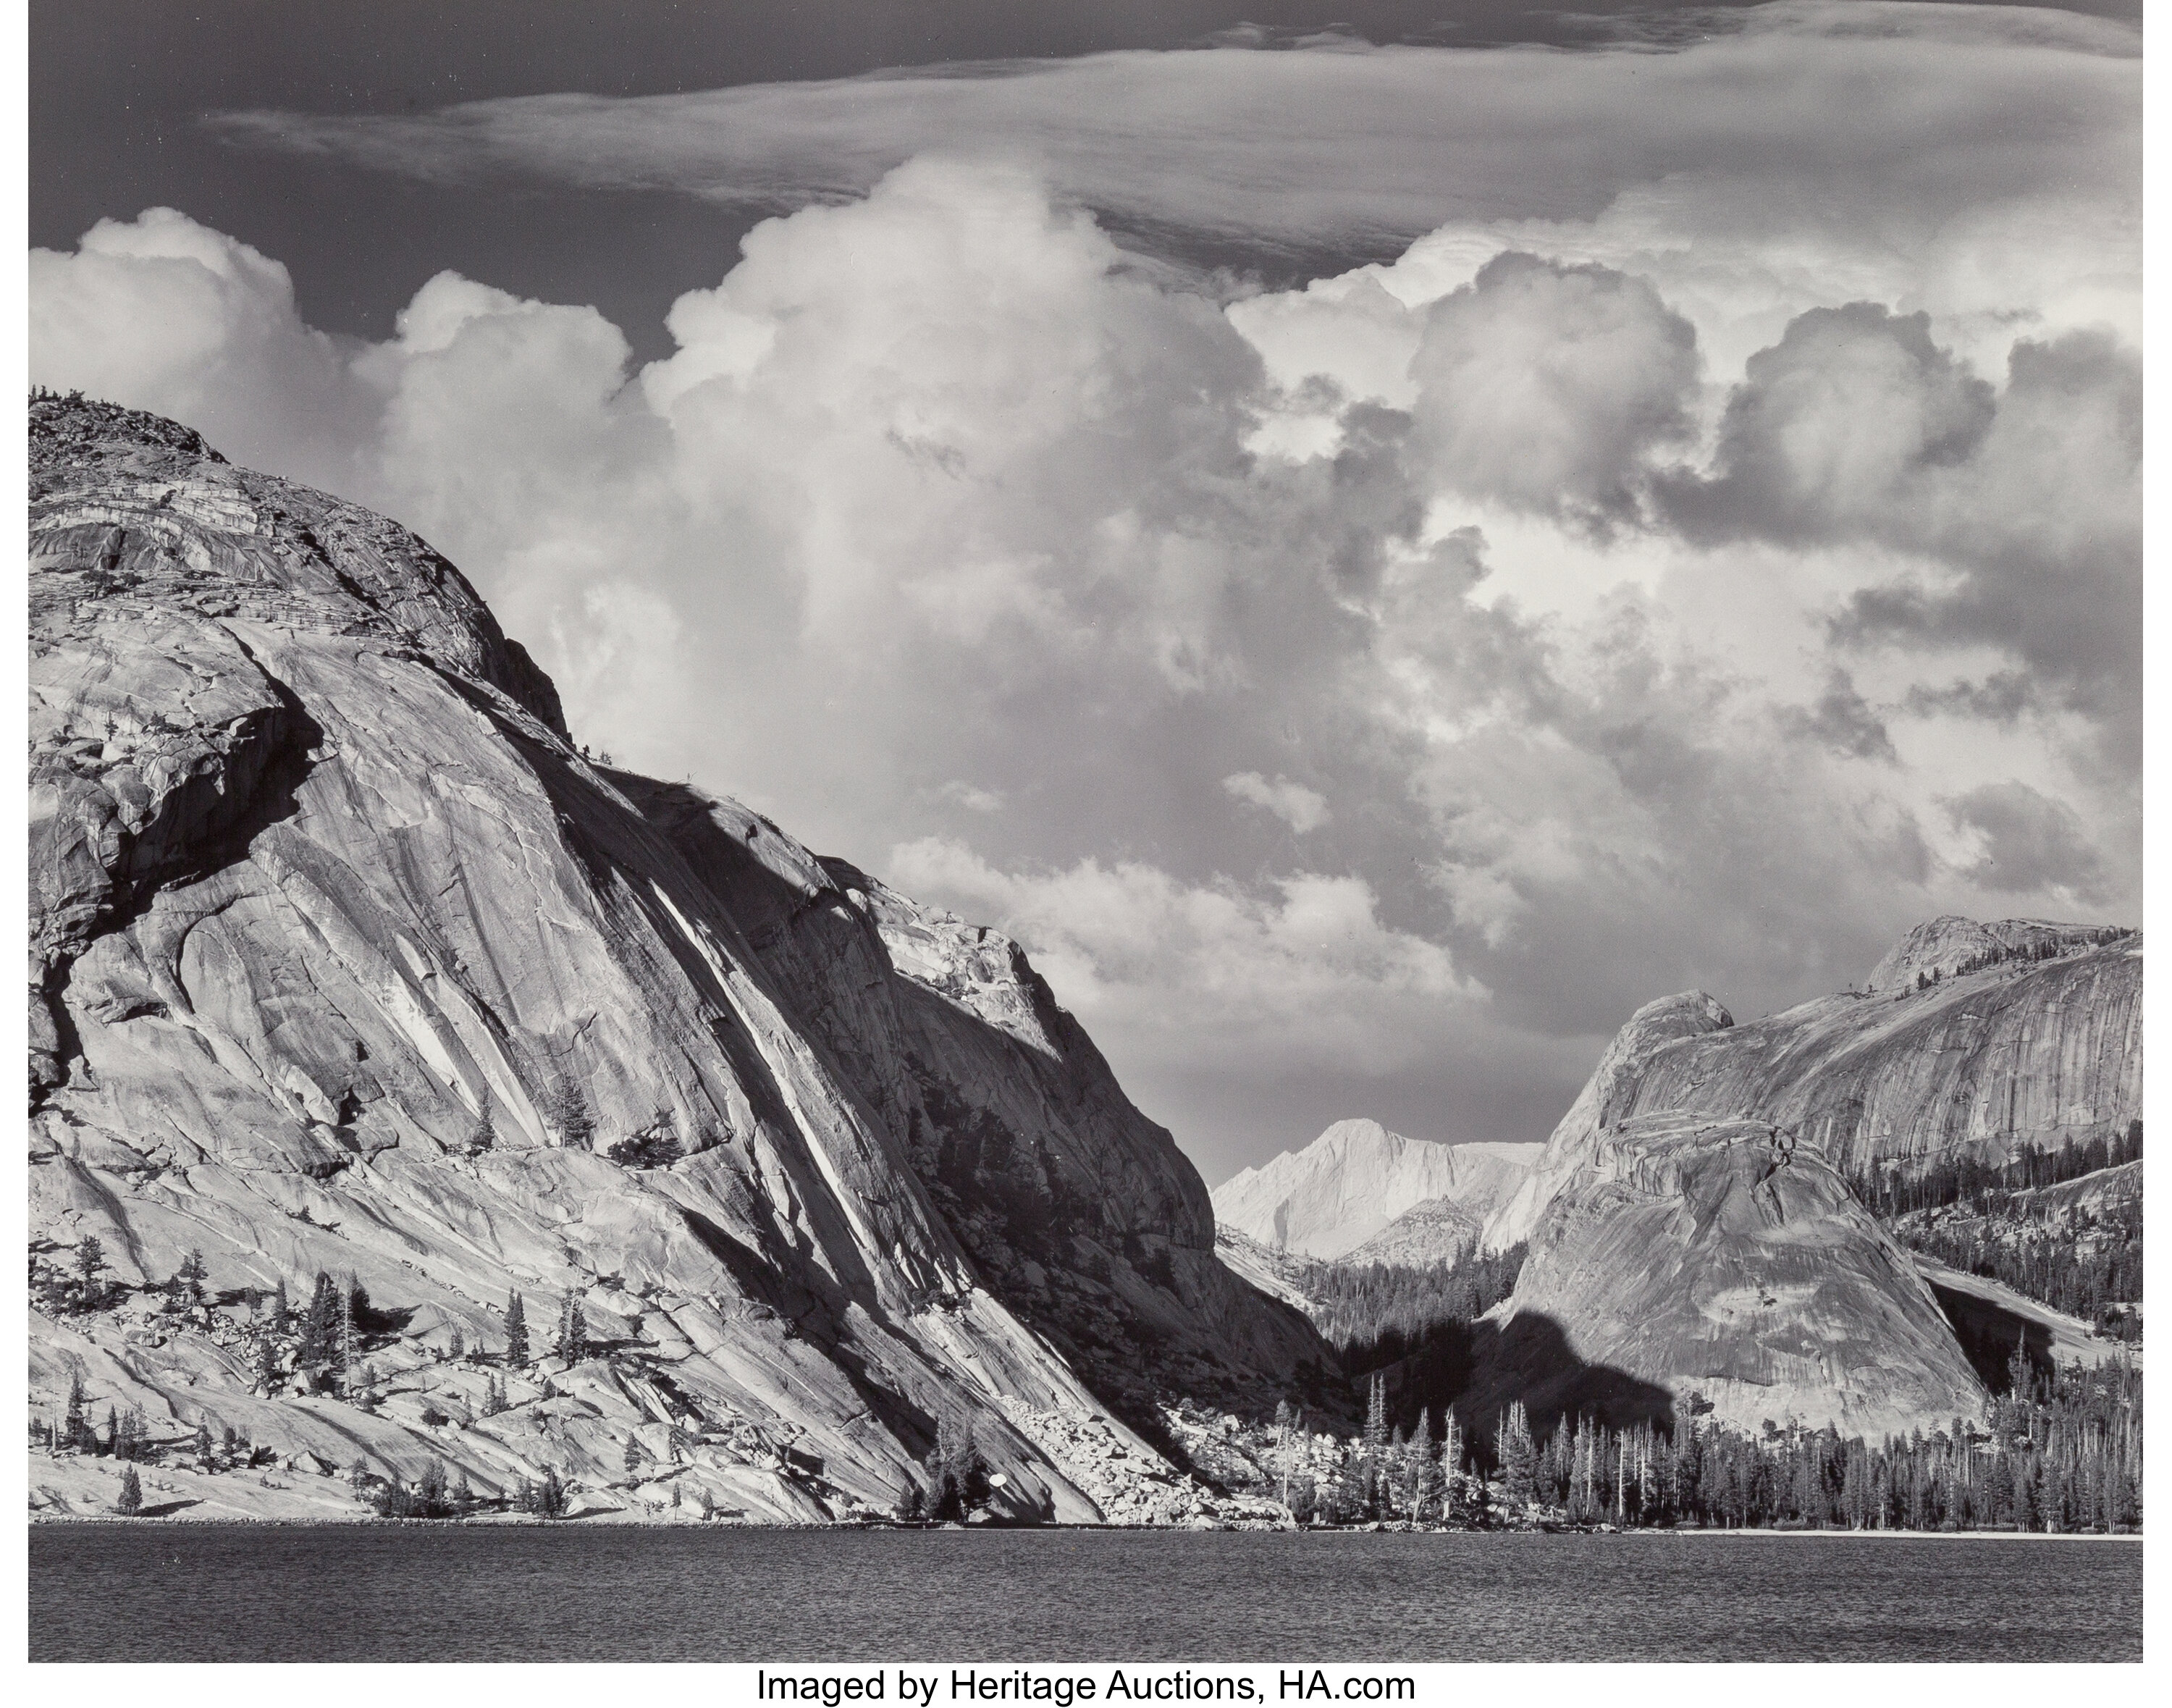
[28,397,2142,1532]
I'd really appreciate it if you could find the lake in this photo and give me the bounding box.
[28,1524,2142,1662]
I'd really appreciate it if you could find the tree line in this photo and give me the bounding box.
[1293,1241,1528,1362]
[1897,1206,2142,1334]
[1911,927,2134,990]
[1264,1348,2139,1533]
[1845,1122,2141,1222]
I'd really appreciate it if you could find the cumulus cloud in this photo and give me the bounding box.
[1666,303,1996,544]
[1408,252,1697,530]
[30,9,2140,1172]
[1223,773,1331,833]
[27,208,374,492]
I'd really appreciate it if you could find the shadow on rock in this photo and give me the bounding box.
[1931,1281,2057,1392]
[1373,1311,1676,1444]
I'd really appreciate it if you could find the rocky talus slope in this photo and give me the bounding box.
[1212,1119,1538,1263]
[1469,922,2139,1439]
[26,395,1326,1522]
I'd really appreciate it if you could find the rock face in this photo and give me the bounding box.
[1488,927,2141,1255]
[1468,1098,1988,1440]
[1470,918,2141,1439]
[25,395,1326,1522]
[1211,1119,1539,1263]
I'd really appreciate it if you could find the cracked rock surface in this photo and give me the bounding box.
[26,395,1328,1523]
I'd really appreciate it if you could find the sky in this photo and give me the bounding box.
[28,1,2143,1185]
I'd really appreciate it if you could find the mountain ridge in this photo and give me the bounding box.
[1212,1117,1539,1263]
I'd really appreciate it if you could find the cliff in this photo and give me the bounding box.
[1212,1119,1538,1263]
[25,395,1327,1522]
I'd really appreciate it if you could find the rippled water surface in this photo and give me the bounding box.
[29,1524,2141,1662]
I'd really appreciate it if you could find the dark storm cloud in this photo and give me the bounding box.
[1778,670,1899,765]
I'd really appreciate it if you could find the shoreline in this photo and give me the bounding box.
[28,1513,2142,1540]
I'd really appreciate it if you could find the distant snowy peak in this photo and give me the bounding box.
[1211,1118,1540,1262]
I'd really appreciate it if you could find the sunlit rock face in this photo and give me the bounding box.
[26,395,1326,1522]
[1212,1118,1539,1263]
[1470,1106,1989,1442]
[1488,930,2142,1255]
[1472,915,2139,1440]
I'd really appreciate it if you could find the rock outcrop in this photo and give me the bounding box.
[1212,1119,1539,1263]
[25,395,1328,1522]
[1487,926,2141,1253]
[1469,918,2140,1439]
[1467,1098,1988,1441]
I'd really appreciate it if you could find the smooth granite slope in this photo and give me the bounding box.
[26,395,1325,1522]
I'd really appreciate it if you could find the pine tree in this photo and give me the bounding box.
[1440,1409,1467,1526]
[64,1371,87,1451]
[117,1464,143,1516]
[300,1271,340,1368]
[350,1457,370,1498]
[1411,1411,1442,1523]
[623,1433,642,1476]
[339,1276,361,1384]
[194,1420,214,1466]
[1501,1402,1538,1511]
[419,1458,450,1518]
[554,1289,587,1363]
[272,1276,290,1331]
[505,1291,530,1366]
[255,1326,282,1393]
[469,1093,497,1156]
[178,1248,209,1306]
[447,1326,466,1363]
[548,1069,595,1150]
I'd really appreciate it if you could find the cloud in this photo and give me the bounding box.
[1408,252,1697,530]
[1943,781,2106,901]
[26,208,374,493]
[203,2,2139,269]
[937,781,1005,814]
[1654,307,2141,750]
[30,9,2142,1173]
[1665,303,1996,544]
[886,837,1470,1077]
[1223,772,1331,833]
[1777,669,1898,765]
